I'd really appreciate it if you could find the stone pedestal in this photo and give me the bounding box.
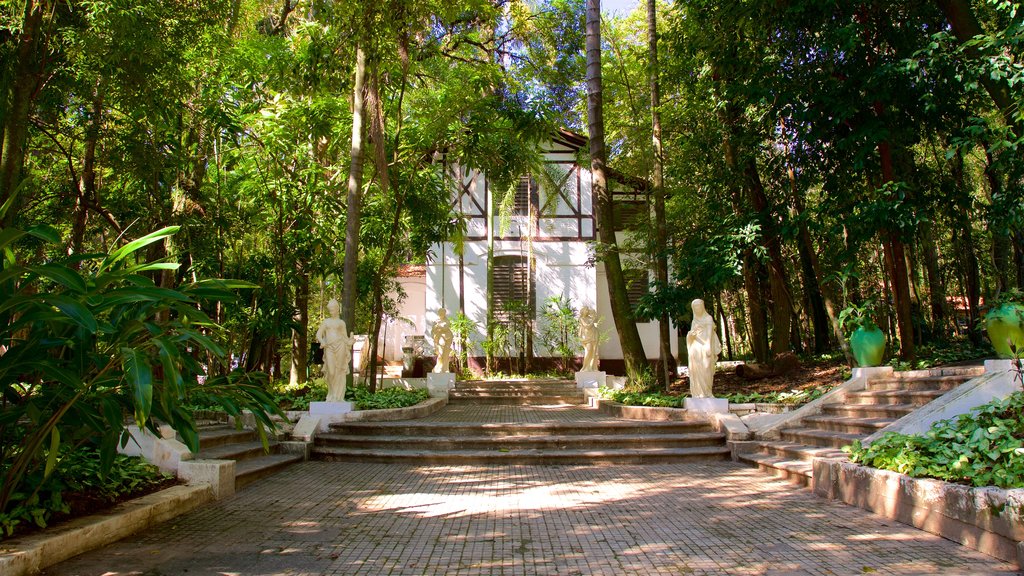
[310,401,353,416]
[575,371,607,389]
[427,372,456,397]
[310,401,353,432]
[684,397,729,415]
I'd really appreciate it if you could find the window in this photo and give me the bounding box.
[513,176,537,216]
[492,255,533,323]
[613,201,647,231]
[624,268,649,310]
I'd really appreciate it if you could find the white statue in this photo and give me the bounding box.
[431,308,454,373]
[316,299,355,402]
[578,306,600,372]
[686,298,721,398]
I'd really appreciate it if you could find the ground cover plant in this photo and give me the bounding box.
[0,447,173,538]
[349,386,429,411]
[845,392,1024,488]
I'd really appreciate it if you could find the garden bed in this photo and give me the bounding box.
[0,484,213,576]
[814,459,1024,567]
[343,397,447,422]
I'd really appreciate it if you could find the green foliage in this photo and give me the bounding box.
[0,447,169,538]
[889,339,994,372]
[348,386,429,411]
[268,378,328,411]
[845,392,1024,488]
[0,227,282,520]
[838,299,879,334]
[725,387,830,405]
[449,312,478,374]
[597,386,688,408]
[536,296,580,374]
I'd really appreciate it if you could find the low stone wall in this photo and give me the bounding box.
[343,397,447,422]
[595,400,696,421]
[814,459,1024,567]
[0,484,214,576]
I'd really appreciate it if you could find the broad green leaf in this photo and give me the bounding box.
[122,347,153,426]
[100,227,180,271]
[41,295,98,332]
[28,264,88,293]
[45,427,60,478]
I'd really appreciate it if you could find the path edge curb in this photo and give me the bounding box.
[0,483,214,576]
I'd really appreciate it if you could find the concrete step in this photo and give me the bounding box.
[779,427,865,449]
[449,388,582,398]
[845,389,945,406]
[865,374,974,392]
[886,366,984,379]
[447,395,584,405]
[329,421,714,437]
[752,441,849,462]
[737,452,814,486]
[800,414,895,435]
[315,431,725,451]
[234,453,304,489]
[196,440,273,462]
[197,426,256,450]
[821,403,916,419]
[451,385,581,394]
[313,445,731,465]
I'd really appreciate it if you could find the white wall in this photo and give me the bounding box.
[385,276,426,361]
[596,264,679,361]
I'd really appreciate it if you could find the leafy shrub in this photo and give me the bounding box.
[725,387,831,405]
[349,386,429,410]
[889,339,994,371]
[269,378,328,411]
[0,447,170,537]
[0,226,282,525]
[845,392,1024,488]
[597,387,688,407]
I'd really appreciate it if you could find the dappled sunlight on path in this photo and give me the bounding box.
[43,461,1017,575]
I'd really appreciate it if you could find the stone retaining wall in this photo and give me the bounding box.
[0,484,213,576]
[814,458,1024,567]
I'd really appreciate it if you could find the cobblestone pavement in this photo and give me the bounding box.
[45,460,1018,576]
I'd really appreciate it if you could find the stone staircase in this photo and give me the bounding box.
[313,419,729,464]
[448,379,585,405]
[311,378,729,464]
[195,424,304,490]
[738,366,984,486]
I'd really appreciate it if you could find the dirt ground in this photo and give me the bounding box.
[668,357,849,396]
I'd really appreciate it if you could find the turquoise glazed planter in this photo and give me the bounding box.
[984,303,1024,359]
[850,325,885,367]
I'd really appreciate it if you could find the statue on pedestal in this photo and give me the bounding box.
[316,299,355,402]
[686,298,721,398]
[432,308,454,373]
[578,306,600,372]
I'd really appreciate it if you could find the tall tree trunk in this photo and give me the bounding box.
[586,0,648,377]
[920,223,947,337]
[290,264,309,385]
[646,0,673,387]
[341,45,367,330]
[1,0,46,223]
[742,158,793,356]
[876,134,916,360]
[718,105,770,363]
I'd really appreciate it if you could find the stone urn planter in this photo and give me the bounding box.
[984,302,1024,359]
[850,325,885,367]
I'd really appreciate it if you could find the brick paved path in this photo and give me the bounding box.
[45,460,1017,575]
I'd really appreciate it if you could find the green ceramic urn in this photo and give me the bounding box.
[984,303,1024,359]
[850,325,885,367]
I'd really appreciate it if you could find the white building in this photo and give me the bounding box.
[387,130,678,375]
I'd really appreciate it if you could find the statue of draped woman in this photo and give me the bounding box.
[578,306,600,372]
[316,299,355,402]
[686,299,721,398]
